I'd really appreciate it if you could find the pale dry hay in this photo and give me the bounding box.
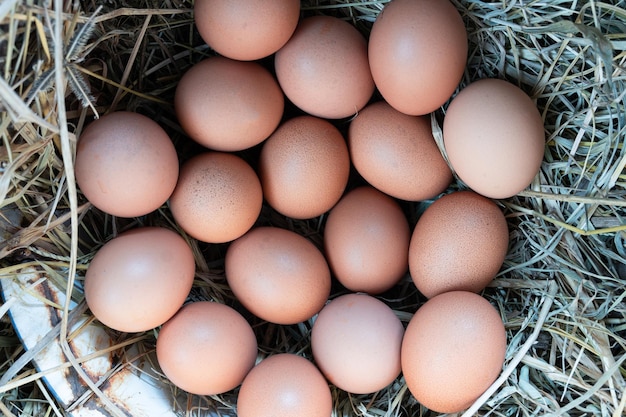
[1,0,625,416]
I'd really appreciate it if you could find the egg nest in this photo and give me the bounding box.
[1,1,625,416]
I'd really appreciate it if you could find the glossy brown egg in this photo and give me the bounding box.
[368,0,468,115]
[237,353,332,417]
[156,301,258,395]
[275,15,375,119]
[75,111,179,218]
[348,101,452,201]
[84,227,195,333]
[443,78,546,199]
[311,293,404,394]
[225,226,331,324]
[194,0,300,61]
[258,116,350,219]
[169,152,263,243]
[401,291,507,413]
[324,186,410,294]
[175,56,284,152]
[408,190,509,298]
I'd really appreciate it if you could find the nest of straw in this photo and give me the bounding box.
[1,0,625,416]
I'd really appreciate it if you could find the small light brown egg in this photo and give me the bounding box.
[274,15,375,119]
[169,152,263,243]
[408,190,509,298]
[368,0,468,116]
[225,226,331,324]
[258,116,350,219]
[84,227,195,333]
[401,291,507,413]
[443,78,545,199]
[75,111,179,218]
[237,353,332,417]
[156,301,258,395]
[194,0,300,61]
[348,101,452,201]
[175,56,284,152]
[324,186,410,294]
[311,293,404,394]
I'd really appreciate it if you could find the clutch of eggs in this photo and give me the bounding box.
[73,0,549,413]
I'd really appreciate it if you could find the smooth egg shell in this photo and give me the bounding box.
[75,111,179,218]
[84,227,195,333]
[237,353,332,417]
[401,291,507,413]
[225,226,331,324]
[156,301,258,395]
[443,78,545,199]
[311,293,404,394]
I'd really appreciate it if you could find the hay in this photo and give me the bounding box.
[1,0,625,416]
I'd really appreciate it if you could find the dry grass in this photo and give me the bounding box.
[1,0,625,416]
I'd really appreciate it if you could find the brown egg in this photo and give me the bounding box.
[75,111,179,218]
[225,226,331,324]
[156,301,258,395]
[311,293,404,394]
[194,0,300,61]
[175,56,284,151]
[443,78,545,199]
[408,190,508,298]
[324,186,410,294]
[348,101,452,201]
[274,15,375,119]
[169,152,263,243]
[84,227,195,333]
[368,0,468,116]
[401,291,506,413]
[237,353,332,417]
[258,116,350,219]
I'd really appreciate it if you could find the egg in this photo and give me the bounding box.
[274,15,375,119]
[174,56,284,152]
[75,111,179,218]
[348,101,452,201]
[401,291,506,413]
[194,0,300,61]
[324,186,410,294]
[443,78,545,199]
[156,301,258,395]
[237,353,332,417]
[225,226,331,324]
[169,152,263,243]
[311,293,404,394]
[368,0,468,116]
[408,190,509,298]
[84,227,195,333]
[258,116,350,219]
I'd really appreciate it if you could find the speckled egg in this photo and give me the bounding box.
[169,152,263,243]
[275,15,375,119]
[401,291,507,413]
[408,190,509,298]
[258,116,350,219]
[348,100,452,201]
[237,353,332,417]
[75,111,179,218]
